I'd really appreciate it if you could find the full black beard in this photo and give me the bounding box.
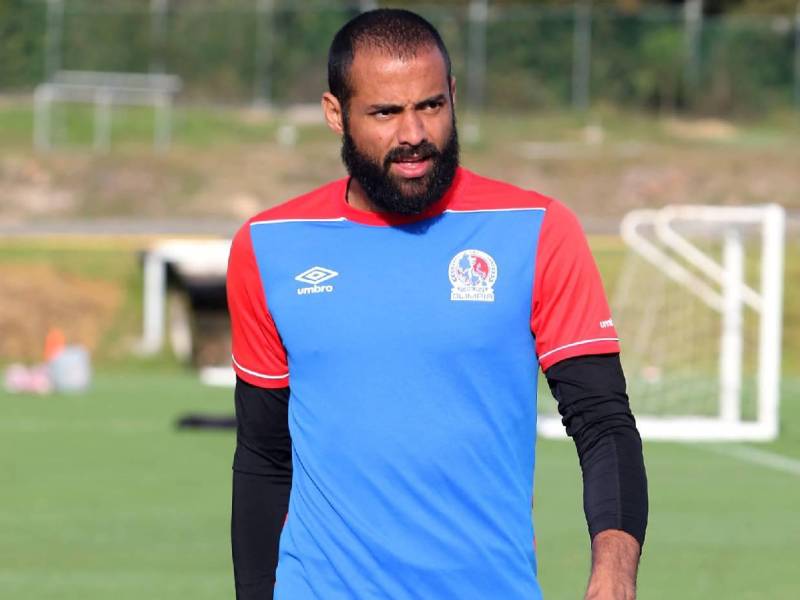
[341,122,460,216]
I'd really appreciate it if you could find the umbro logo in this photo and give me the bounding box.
[295,266,338,295]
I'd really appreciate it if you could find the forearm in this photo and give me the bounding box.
[546,354,648,545]
[545,354,648,598]
[231,379,292,600]
[232,470,291,599]
[586,529,640,600]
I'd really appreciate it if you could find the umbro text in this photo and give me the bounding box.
[297,284,334,295]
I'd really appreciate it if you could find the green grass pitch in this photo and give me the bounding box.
[1,371,799,599]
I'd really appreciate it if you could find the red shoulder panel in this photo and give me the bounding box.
[446,169,552,212]
[248,178,348,224]
[531,199,620,371]
[227,221,290,388]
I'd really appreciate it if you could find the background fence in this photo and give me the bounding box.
[2,0,800,114]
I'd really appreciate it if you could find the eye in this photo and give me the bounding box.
[370,107,397,120]
[422,100,444,112]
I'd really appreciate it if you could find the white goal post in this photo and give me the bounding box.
[538,204,785,442]
[34,71,181,152]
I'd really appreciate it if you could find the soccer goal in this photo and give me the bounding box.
[538,204,785,442]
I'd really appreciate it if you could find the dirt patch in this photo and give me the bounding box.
[0,263,121,362]
[663,118,738,141]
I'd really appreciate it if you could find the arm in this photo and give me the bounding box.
[544,353,648,600]
[231,377,292,600]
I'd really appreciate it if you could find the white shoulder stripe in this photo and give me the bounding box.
[251,217,347,226]
[231,354,289,380]
[443,207,547,214]
[539,337,620,361]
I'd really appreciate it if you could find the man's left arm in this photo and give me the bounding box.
[544,352,648,600]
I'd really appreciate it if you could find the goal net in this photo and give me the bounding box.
[538,204,785,441]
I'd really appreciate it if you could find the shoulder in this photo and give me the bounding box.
[246,178,347,225]
[231,178,346,243]
[448,168,555,212]
[229,178,347,262]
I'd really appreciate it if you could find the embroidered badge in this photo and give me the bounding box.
[448,249,498,302]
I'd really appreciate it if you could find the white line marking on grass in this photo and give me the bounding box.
[702,444,800,477]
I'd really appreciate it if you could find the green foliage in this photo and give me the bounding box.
[1,1,798,114]
[0,0,46,90]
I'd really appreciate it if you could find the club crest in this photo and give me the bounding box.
[448,249,498,302]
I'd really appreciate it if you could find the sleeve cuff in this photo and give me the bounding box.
[539,338,621,371]
[232,355,290,388]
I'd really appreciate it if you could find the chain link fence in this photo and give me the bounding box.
[2,0,799,114]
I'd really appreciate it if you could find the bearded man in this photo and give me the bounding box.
[227,8,647,600]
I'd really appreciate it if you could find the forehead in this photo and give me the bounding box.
[347,45,449,105]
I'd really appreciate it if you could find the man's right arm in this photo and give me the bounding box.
[231,377,292,600]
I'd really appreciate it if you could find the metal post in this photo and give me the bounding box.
[93,88,113,153]
[154,93,171,152]
[465,0,488,143]
[719,229,743,422]
[757,205,785,439]
[467,0,488,113]
[572,1,592,112]
[45,0,64,81]
[253,0,274,108]
[683,0,703,99]
[150,0,169,74]
[141,251,166,354]
[34,86,53,150]
[794,2,800,110]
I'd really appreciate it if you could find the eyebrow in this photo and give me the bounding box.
[367,94,448,113]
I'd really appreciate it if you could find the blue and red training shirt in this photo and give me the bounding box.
[227,167,619,599]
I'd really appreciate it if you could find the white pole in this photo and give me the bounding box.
[757,204,785,439]
[93,88,112,153]
[154,92,171,152]
[141,251,166,354]
[34,86,53,150]
[719,228,743,422]
[572,0,592,111]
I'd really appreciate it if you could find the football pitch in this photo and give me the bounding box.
[1,371,798,599]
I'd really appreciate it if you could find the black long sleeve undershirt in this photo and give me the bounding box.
[231,353,648,598]
[544,353,648,548]
[231,379,291,600]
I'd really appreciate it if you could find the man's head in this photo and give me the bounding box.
[322,9,459,215]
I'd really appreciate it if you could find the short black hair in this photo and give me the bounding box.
[328,8,452,111]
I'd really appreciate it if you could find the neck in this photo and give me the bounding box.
[346,177,383,213]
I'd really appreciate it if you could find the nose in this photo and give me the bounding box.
[396,110,426,147]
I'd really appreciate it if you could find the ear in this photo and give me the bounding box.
[322,92,345,135]
[449,76,457,109]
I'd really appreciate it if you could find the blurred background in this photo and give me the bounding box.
[0,0,798,598]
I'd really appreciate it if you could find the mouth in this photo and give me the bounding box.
[390,155,433,179]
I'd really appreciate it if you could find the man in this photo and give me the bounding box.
[228,8,647,600]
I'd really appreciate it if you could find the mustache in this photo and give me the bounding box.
[382,142,441,171]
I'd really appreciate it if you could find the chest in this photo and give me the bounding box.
[250,211,544,360]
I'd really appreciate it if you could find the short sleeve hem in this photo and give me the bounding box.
[232,354,290,388]
[539,338,621,372]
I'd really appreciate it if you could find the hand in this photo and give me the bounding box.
[584,529,640,600]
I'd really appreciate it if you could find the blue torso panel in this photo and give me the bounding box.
[250,208,546,599]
